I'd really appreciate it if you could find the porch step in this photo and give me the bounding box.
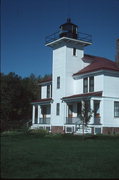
[75,127,92,134]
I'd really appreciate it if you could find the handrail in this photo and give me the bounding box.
[45,30,92,44]
[66,117,82,124]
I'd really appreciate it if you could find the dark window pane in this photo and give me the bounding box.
[83,77,88,93]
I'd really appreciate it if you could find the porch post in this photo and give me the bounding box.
[32,105,35,124]
[90,99,94,124]
[38,105,41,124]
[66,103,69,123]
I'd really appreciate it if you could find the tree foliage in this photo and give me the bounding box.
[0,72,51,131]
[79,100,94,135]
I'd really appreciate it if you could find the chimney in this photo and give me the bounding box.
[115,39,119,67]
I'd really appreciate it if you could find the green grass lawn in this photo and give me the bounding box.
[1,133,119,179]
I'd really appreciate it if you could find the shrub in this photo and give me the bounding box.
[1,130,23,136]
[28,128,49,137]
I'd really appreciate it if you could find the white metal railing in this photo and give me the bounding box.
[65,117,81,125]
[39,118,50,124]
[94,118,101,125]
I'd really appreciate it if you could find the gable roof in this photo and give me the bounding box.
[73,54,119,76]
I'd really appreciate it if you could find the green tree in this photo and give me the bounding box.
[0,72,41,131]
[1,72,22,130]
[79,100,94,136]
[0,72,51,132]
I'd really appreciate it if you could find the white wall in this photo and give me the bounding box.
[95,75,104,92]
[51,45,66,125]
[103,98,119,127]
[65,45,84,96]
[74,79,83,94]
[103,76,119,97]
[51,41,88,126]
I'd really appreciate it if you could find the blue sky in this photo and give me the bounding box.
[1,0,119,77]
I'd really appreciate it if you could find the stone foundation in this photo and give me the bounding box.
[103,127,119,135]
[51,126,64,134]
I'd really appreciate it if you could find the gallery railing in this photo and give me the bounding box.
[45,30,92,44]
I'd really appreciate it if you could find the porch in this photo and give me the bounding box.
[65,100,101,126]
[62,91,103,133]
[31,98,52,126]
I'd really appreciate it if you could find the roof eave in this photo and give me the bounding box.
[73,69,119,78]
[31,98,53,105]
[62,91,103,102]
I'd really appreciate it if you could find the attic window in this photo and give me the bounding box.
[73,48,77,56]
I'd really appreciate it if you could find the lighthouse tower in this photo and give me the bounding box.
[45,18,92,132]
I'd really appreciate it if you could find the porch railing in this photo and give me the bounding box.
[39,118,51,124]
[94,118,101,125]
[34,118,51,124]
[65,117,81,125]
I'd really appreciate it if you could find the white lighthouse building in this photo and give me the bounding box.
[31,19,119,134]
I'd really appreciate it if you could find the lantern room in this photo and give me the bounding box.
[59,18,78,39]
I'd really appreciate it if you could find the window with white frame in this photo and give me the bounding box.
[83,76,94,93]
[56,103,60,115]
[114,101,119,117]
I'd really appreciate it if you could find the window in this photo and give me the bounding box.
[47,85,50,98]
[114,101,119,117]
[56,103,60,115]
[57,76,60,89]
[83,78,88,93]
[66,127,73,133]
[83,76,94,93]
[89,76,94,92]
[95,128,101,134]
[73,48,77,56]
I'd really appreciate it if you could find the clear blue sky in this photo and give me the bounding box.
[1,0,119,77]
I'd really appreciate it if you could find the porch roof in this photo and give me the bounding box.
[62,91,103,102]
[31,98,53,105]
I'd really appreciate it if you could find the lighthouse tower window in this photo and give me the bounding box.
[73,48,77,56]
[57,76,60,89]
[56,103,60,115]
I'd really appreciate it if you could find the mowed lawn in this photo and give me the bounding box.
[1,134,119,179]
